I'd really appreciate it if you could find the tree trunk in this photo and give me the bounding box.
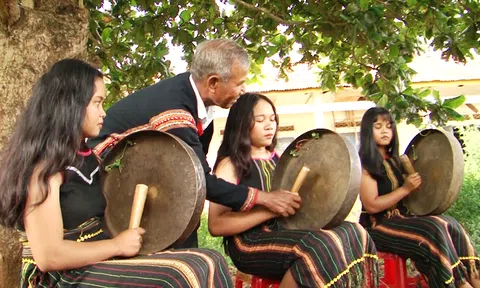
[0,1,89,287]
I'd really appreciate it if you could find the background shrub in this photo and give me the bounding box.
[446,126,480,251]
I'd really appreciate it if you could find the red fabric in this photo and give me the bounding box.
[196,121,203,136]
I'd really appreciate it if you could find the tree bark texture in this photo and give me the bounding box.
[0,1,89,287]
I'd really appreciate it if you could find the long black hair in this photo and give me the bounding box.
[0,59,103,228]
[214,93,278,179]
[359,107,401,180]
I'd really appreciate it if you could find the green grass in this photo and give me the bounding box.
[446,127,480,252]
[197,214,234,267]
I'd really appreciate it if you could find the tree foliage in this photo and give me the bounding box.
[86,0,480,126]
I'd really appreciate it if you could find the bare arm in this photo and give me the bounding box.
[208,158,277,237]
[360,169,421,214]
[24,169,144,272]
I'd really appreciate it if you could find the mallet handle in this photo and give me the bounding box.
[291,166,310,193]
[129,184,149,229]
[400,154,416,175]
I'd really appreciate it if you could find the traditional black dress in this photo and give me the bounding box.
[361,157,479,287]
[225,152,379,287]
[19,149,233,288]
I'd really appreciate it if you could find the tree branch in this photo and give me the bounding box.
[352,52,377,71]
[210,0,220,18]
[88,31,101,46]
[230,0,343,27]
[351,24,377,71]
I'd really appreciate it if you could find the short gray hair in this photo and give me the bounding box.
[190,39,250,81]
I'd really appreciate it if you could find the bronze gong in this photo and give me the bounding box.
[101,130,206,254]
[271,129,361,230]
[403,128,464,215]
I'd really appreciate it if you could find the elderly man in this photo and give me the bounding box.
[88,39,301,248]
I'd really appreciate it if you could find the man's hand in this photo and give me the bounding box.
[256,190,301,217]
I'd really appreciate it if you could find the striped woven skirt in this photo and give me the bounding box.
[226,220,378,287]
[20,218,233,288]
[366,214,480,287]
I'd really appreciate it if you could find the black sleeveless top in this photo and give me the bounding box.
[238,152,279,192]
[60,149,106,230]
[360,157,410,228]
[224,152,280,250]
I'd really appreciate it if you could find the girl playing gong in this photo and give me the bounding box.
[0,59,233,288]
[359,106,480,288]
[209,92,378,288]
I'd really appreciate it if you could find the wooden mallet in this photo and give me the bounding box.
[129,184,149,229]
[400,154,416,175]
[291,166,310,193]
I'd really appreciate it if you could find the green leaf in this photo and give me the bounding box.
[155,46,168,58]
[177,30,192,43]
[144,22,153,33]
[445,107,465,121]
[303,32,318,45]
[359,0,370,10]
[377,94,389,107]
[370,32,382,43]
[418,89,431,99]
[121,21,132,30]
[323,37,332,45]
[389,45,399,58]
[397,56,406,65]
[213,18,223,25]
[339,14,351,22]
[397,99,409,109]
[433,89,441,104]
[406,0,417,7]
[364,73,373,85]
[180,10,191,22]
[101,27,112,42]
[409,116,423,127]
[272,34,287,45]
[266,45,279,56]
[402,87,414,96]
[426,28,433,39]
[443,95,465,109]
